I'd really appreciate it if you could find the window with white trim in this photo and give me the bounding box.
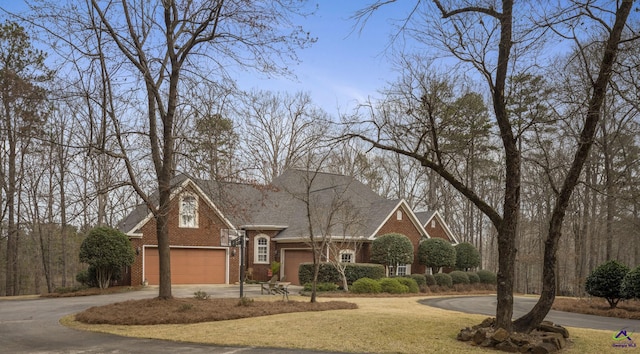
[179,193,198,228]
[389,263,411,276]
[396,210,403,220]
[396,264,408,276]
[254,235,269,264]
[431,220,436,228]
[339,250,355,263]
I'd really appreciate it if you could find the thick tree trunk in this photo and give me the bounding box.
[156,174,173,299]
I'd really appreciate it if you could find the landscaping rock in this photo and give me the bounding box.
[495,340,519,352]
[457,328,473,341]
[539,332,566,349]
[537,321,569,338]
[473,328,489,345]
[457,319,568,353]
[492,328,511,342]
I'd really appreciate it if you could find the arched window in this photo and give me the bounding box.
[179,193,198,228]
[254,235,270,264]
[396,210,403,220]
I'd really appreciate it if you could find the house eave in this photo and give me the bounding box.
[240,224,288,231]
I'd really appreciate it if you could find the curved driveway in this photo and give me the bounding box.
[421,296,640,331]
[0,285,338,354]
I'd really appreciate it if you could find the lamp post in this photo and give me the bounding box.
[238,229,246,298]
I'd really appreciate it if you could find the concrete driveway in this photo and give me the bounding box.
[421,296,640,332]
[0,284,344,354]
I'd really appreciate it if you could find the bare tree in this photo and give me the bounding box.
[351,0,635,333]
[28,0,315,299]
[238,90,330,183]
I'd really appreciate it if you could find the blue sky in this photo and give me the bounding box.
[234,1,414,115]
[0,1,413,115]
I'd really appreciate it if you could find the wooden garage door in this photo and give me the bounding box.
[144,248,226,285]
[283,249,313,285]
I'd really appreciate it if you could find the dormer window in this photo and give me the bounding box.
[179,193,198,228]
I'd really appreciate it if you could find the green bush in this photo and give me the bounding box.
[351,277,382,294]
[79,227,135,289]
[586,260,630,308]
[433,273,452,287]
[449,271,470,285]
[418,238,456,273]
[370,233,414,269]
[396,277,419,293]
[303,282,339,292]
[408,274,426,286]
[424,274,436,286]
[76,267,97,288]
[454,242,481,271]
[379,278,409,294]
[476,270,497,284]
[466,272,480,284]
[298,263,385,285]
[623,266,640,299]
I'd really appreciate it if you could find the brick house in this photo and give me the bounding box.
[118,170,459,286]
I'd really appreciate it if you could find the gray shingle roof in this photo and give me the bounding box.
[118,169,410,240]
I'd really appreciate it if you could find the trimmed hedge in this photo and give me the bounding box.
[425,274,436,286]
[450,271,470,285]
[396,277,420,293]
[380,278,409,294]
[476,270,497,284]
[408,274,426,287]
[433,273,452,287]
[351,277,382,294]
[466,272,480,284]
[298,263,385,285]
[302,282,339,292]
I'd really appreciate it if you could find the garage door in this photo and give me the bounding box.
[144,248,226,285]
[283,249,313,285]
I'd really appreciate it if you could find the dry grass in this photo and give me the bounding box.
[42,286,143,298]
[553,297,640,319]
[75,297,356,325]
[62,295,622,354]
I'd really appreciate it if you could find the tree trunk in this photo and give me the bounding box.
[156,174,173,299]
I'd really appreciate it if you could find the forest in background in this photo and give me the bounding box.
[0,1,639,298]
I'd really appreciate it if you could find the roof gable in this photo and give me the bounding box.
[417,210,460,244]
[118,176,235,236]
[367,199,428,240]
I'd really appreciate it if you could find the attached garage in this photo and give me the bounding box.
[282,249,313,285]
[144,247,227,285]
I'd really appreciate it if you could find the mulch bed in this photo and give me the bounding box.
[74,298,357,325]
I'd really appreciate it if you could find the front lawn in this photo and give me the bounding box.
[63,295,617,354]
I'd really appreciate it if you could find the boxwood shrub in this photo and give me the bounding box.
[424,274,436,286]
[396,277,420,293]
[408,274,426,287]
[351,277,382,294]
[466,272,480,284]
[477,270,497,284]
[449,271,470,285]
[433,273,453,287]
[298,263,385,285]
[379,278,409,294]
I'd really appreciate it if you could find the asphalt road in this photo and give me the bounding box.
[421,296,640,332]
[0,284,341,354]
